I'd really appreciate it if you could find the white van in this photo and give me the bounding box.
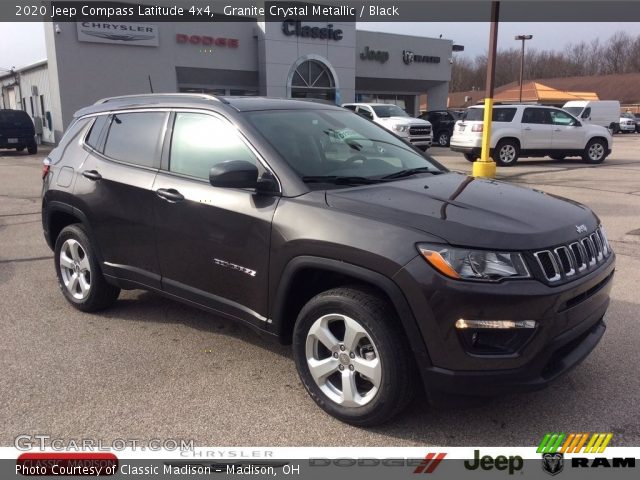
[563,100,620,132]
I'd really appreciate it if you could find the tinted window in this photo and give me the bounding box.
[464,108,516,122]
[103,112,166,168]
[549,109,576,126]
[343,105,357,111]
[522,108,550,124]
[169,112,258,180]
[0,110,33,129]
[85,115,108,151]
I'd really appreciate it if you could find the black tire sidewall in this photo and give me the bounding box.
[292,289,411,425]
[494,140,519,166]
[54,224,113,311]
[583,139,606,164]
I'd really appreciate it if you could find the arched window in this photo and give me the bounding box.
[289,59,336,101]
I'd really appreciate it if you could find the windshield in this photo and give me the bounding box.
[371,105,409,118]
[621,112,635,119]
[564,107,583,117]
[245,109,444,187]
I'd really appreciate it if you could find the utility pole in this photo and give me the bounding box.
[472,1,500,179]
[515,35,533,102]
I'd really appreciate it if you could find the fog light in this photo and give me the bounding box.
[455,319,537,329]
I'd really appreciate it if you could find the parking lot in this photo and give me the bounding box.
[1,135,639,448]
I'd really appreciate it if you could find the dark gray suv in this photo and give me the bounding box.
[42,94,615,425]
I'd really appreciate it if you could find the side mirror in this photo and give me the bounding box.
[573,120,582,127]
[209,160,258,189]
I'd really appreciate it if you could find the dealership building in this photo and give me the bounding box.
[33,18,453,142]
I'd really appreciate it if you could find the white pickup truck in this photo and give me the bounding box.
[342,103,433,149]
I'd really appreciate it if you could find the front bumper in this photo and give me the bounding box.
[393,252,615,396]
[619,124,636,132]
[408,136,433,147]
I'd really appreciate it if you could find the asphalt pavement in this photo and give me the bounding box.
[1,136,639,447]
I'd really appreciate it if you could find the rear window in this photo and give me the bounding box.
[103,112,166,168]
[0,110,33,129]
[464,107,517,122]
[85,115,108,151]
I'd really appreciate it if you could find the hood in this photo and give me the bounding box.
[378,116,430,126]
[325,172,598,250]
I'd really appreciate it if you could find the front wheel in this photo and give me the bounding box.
[463,153,476,162]
[54,224,120,312]
[437,131,450,147]
[582,138,607,164]
[292,287,415,426]
[493,139,519,166]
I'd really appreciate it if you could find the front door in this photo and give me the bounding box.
[152,111,279,327]
[549,108,585,150]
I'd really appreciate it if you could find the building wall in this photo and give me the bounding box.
[46,21,258,141]
[0,62,55,144]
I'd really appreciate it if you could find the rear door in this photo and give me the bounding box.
[520,108,553,150]
[549,108,585,150]
[74,110,168,289]
[152,110,278,327]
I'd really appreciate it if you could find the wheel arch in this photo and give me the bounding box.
[44,201,102,262]
[270,256,433,367]
[586,135,609,149]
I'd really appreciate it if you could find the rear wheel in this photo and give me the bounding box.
[27,143,37,154]
[582,138,607,164]
[292,286,415,426]
[463,153,476,162]
[493,139,519,166]
[54,224,120,312]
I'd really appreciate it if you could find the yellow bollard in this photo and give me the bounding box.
[472,97,497,178]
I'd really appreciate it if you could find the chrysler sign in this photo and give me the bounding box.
[77,22,159,47]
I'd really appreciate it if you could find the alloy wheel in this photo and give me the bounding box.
[500,145,517,163]
[589,143,605,161]
[59,239,92,300]
[305,313,382,407]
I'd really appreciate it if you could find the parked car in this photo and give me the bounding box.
[563,100,620,133]
[418,110,458,146]
[342,103,432,149]
[618,112,637,133]
[450,104,612,166]
[42,94,614,425]
[0,109,37,154]
[635,113,640,133]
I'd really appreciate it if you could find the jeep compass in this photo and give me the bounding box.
[42,95,614,426]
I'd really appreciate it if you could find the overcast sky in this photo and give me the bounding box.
[2,21,640,72]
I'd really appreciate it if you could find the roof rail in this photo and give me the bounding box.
[94,93,224,105]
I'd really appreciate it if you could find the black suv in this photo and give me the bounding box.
[0,109,37,154]
[42,95,615,426]
[419,109,462,147]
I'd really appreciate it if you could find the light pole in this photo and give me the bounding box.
[515,35,533,102]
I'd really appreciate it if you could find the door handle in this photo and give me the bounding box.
[553,129,562,132]
[82,170,102,181]
[156,188,184,203]
[523,127,532,131]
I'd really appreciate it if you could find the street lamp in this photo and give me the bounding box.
[515,34,533,102]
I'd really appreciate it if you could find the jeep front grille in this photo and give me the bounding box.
[409,126,431,136]
[533,226,611,283]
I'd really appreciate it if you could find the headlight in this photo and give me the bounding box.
[417,244,531,281]
[393,124,410,132]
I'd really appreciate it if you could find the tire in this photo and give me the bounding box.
[27,143,37,154]
[436,131,450,147]
[292,286,415,426]
[550,155,565,161]
[493,139,519,166]
[582,138,607,164]
[54,224,120,312]
[463,153,476,162]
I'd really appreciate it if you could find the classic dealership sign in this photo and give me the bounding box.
[77,22,159,47]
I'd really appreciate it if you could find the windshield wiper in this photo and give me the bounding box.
[302,175,382,185]
[379,167,443,180]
